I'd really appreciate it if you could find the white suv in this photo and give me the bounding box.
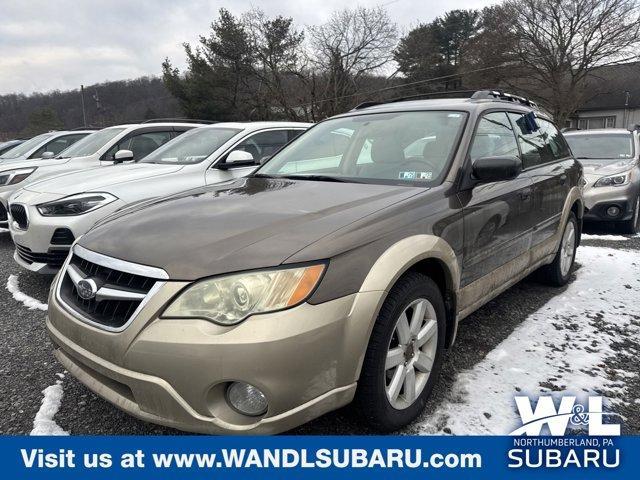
[0,122,199,229]
[9,122,310,273]
[0,130,94,165]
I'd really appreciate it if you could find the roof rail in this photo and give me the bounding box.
[69,126,100,131]
[471,90,539,108]
[352,89,539,110]
[141,118,217,125]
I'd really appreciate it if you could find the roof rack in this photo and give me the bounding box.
[471,90,539,108]
[353,89,538,110]
[141,118,217,125]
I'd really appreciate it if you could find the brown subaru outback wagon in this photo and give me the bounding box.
[46,91,583,434]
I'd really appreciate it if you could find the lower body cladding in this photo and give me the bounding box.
[46,275,385,434]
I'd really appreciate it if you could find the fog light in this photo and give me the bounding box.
[226,382,268,416]
[606,206,621,217]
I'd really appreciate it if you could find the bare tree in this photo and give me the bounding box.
[504,0,640,124]
[307,6,398,117]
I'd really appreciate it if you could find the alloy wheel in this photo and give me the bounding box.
[560,219,576,277]
[384,298,438,410]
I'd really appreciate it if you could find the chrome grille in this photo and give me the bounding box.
[58,247,165,331]
[9,204,28,229]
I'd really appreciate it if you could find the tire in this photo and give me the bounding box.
[353,272,446,432]
[620,195,639,235]
[538,212,578,287]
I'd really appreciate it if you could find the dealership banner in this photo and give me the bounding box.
[0,435,635,479]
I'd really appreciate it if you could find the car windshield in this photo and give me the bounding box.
[140,127,241,164]
[565,133,634,160]
[0,132,54,159]
[256,111,467,185]
[57,127,126,158]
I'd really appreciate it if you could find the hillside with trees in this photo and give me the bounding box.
[0,77,182,140]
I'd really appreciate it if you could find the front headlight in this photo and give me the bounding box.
[594,172,631,187]
[163,264,326,325]
[37,192,117,216]
[0,167,37,186]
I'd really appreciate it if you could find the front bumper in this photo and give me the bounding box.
[582,177,639,222]
[47,272,383,434]
[9,199,125,274]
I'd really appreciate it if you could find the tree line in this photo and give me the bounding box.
[164,0,640,126]
[1,0,639,139]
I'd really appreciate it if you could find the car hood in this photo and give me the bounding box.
[579,158,637,177]
[23,163,185,196]
[79,176,423,280]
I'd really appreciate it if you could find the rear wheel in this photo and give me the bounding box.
[620,196,639,234]
[538,212,578,286]
[354,272,445,431]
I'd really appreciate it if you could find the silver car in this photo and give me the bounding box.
[0,130,93,165]
[564,128,640,233]
[9,122,310,273]
[0,123,199,230]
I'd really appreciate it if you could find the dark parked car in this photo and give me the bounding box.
[47,90,583,434]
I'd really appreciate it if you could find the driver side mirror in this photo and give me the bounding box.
[218,150,255,169]
[113,149,134,164]
[41,151,55,159]
[472,156,522,184]
[227,150,254,164]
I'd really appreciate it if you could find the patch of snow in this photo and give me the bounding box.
[6,274,47,311]
[581,234,630,241]
[31,374,69,436]
[417,246,640,435]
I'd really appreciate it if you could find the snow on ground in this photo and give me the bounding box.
[6,274,47,311]
[31,374,69,436]
[418,246,640,435]
[581,234,631,241]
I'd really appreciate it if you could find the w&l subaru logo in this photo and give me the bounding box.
[507,396,620,470]
[510,395,620,436]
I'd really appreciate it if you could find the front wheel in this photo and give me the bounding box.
[620,196,639,234]
[538,212,578,286]
[354,272,445,431]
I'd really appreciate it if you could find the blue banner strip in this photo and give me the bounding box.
[0,435,633,479]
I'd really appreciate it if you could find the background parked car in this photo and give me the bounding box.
[9,122,310,273]
[0,130,93,164]
[564,128,640,233]
[0,121,201,230]
[0,139,26,157]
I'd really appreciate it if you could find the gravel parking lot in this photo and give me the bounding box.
[1,225,638,436]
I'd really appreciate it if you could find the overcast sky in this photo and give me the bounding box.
[0,0,497,95]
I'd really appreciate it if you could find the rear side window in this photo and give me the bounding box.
[508,113,569,168]
[470,112,519,161]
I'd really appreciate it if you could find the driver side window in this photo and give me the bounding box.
[470,112,519,161]
[232,130,289,165]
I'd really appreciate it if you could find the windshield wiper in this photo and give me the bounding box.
[276,174,352,183]
[253,173,349,182]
